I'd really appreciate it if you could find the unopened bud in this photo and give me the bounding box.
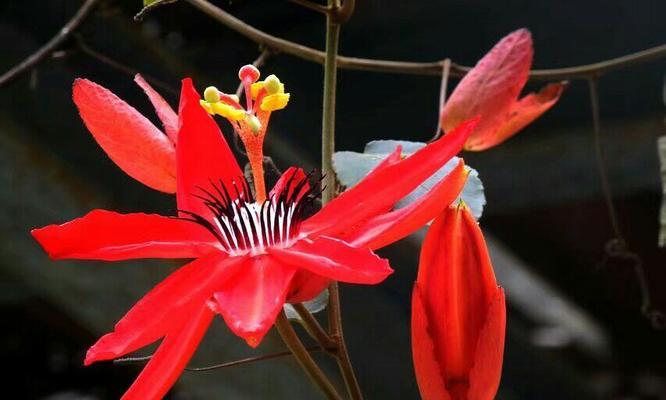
[204,86,221,103]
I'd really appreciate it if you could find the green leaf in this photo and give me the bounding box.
[332,140,486,219]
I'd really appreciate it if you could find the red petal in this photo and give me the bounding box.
[85,253,244,365]
[471,82,565,151]
[285,271,330,303]
[134,74,179,143]
[120,304,215,400]
[31,209,218,261]
[301,120,476,238]
[412,284,452,400]
[176,78,243,219]
[416,205,501,387]
[468,288,506,400]
[72,78,176,193]
[270,236,393,284]
[342,160,468,250]
[213,255,296,347]
[269,167,310,203]
[441,29,536,151]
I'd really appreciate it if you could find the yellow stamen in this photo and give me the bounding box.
[211,102,246,121]
[264,75,282,95]
[204,86,221,103]
[251,81,285,99]
[260,93,290,111]
[199,100,214,114]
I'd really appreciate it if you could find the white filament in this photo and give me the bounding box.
[214,199,297,255]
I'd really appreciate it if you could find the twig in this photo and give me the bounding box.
[183,0,666,81]
[0,0,101,88]
[332,0,355,24]
[589,78,665,330]
[588,78,622,240]
[289,0,355,23]
[114,345,324,371]
[289,0,330,16]
[274,311,343,400]
[432,58,451,140]
[75,36,178,95]
[134,0,180,22]
[293,303,338,351]
[319,1,363,398]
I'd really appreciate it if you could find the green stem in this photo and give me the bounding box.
[321,2,363,399]
[321,4,340,205]
[294,303,338,351]
[275,312,343,400]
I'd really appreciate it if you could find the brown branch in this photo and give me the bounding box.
[114,345,324,371]
[288,0,330,16]
[0,0,101,88]
[184,0,666,81]
[293,303,338,351]
[432,58,451,140]
[275,312,343,400]
[75,36,178,95]
[134,0,180,22]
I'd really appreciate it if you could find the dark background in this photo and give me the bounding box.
[1,0,666,398]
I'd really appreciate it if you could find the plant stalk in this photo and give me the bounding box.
[321,1,363,398]
[275,312,343,400]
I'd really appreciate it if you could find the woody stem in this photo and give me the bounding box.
[321,1,363,399]
[275,312,343,400]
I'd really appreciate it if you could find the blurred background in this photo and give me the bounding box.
[1,0,666,398]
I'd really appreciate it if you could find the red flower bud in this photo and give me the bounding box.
[412,204,506,400]
[440,29,565,151]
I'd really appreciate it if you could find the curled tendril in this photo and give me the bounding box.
[600,238,665,330]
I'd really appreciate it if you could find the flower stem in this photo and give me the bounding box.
[293,303,338,351]
[275,312,343,400]
[321,1,364,399]
[321,4,339,206]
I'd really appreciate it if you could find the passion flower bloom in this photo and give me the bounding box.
[412,203,506,400]
[73,74,180,193]
[32,66,477,399]
[440,28,565,151]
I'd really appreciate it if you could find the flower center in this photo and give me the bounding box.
[181,174,319,256]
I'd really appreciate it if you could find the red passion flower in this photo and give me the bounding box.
[32,66,477,399]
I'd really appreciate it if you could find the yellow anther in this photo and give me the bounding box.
[260,93,290,111]
[251,80,285,99]
[199,99,214,114]
[211,102,246,121]
[246,114,262,134]
[229,94,240,103]
[204,86,221,103]
[264,75,281,95]
[250,82,264,99]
